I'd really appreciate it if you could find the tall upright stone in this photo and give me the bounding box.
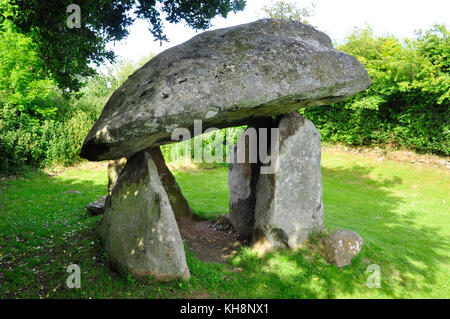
[101,150,190,281]
[253,113,324,253]
[147,147,194,221]
[107,158,127,196]
[229,148,258,239]
[228,119,273,240]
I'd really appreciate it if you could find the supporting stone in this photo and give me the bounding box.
[253,113,324,253]
[101,150,190,281]
[104,149,193,222]
[228,119,272,240]
[107,158,127,196]
[228,144,259,240]
[147,147,194,221]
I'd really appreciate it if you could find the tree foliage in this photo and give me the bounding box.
[1,0,246,91]
[262,0,316,24]
[0,20,60,121]
[302,25,449,155]
[0,17,151,173]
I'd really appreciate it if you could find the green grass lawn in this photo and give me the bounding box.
[0,150,449,298]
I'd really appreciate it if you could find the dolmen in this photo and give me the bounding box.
[80,19,371,280]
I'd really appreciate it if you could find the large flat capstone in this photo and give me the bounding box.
[80,19,370,161]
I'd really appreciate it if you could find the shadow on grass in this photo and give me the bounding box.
[324,165,447,296]
[184,165,448,298]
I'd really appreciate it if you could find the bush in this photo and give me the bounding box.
[0,101,96,173]
[302,25,449,156]
[0,20,151,174]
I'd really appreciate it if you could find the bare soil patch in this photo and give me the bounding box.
[178,217,244,263]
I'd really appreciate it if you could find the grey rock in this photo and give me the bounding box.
[147,146,193,221]
[63,190,82,194]
[228,145,257,239]
[105,150,192,221]
[254,113,324,253]
[86,195,106,216]
[80,19,371,161]
[324,229,364,267]
[101,150,190,281]
[228,119,272,239]
[107,158,127,196]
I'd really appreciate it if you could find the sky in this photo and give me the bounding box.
[107,0,450,63]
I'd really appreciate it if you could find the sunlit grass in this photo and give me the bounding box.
[0,149,448,298]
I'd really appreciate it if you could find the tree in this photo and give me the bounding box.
[0,0,246,91]
[411,24,449,104]
[262,0,315,24]
[0,19,59,121]
[302,25,449,155]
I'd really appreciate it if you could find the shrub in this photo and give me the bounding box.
[302,25,449,156]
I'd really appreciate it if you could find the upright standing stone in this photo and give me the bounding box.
[228,142,259,239]
[228,119,272,239]
[253,113,324,253]
[147,147,194,221]
[101,150,190,281]
[107,158,127,196]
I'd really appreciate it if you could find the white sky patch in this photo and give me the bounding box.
[107,0,449,63]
